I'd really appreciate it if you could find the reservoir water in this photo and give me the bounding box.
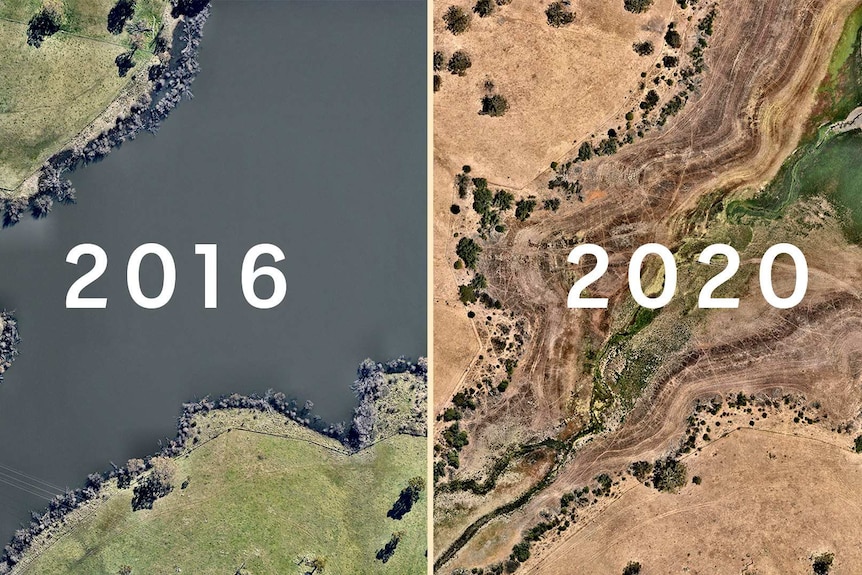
[0,0,426,542]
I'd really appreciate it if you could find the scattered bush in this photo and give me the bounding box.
[629,460,653,482]
[444,5,472,35]
[543,198,560,211]
[545,2,575,27]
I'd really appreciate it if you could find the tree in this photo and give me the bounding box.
[387,476,426,519]
[443,5,471,35]
[511,541,530,562]
[171,0,210,18]
[622,561,641,575]
[632,41,654,55]
[515,199,536,221]
[813,552,834,575]
[652,457,686,492]
[545,2,575,27]
[118,567,132,575]
[433,50,445,72]
[456,237,482,269]
[308,556,327,574]
[30,194,53,219]
[665,28,682,49]
[474,0,495,17]
[434,74,442,92]
[116,50,137,77]
[493,189,514,210]
[447,51,472,76]
[108,0,136,35]
[376,532,403,563]
[480,94,509,117]
[578,141,594,161]
[27,3,62,48]
[623,0,654,13]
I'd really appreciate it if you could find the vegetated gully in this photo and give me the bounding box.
[0,0,426,545]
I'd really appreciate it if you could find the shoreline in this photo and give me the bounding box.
[0,1,212,227]
[0,356,427,573]
[0,312,19,382]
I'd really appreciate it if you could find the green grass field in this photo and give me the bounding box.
[15,410,427,575]
[0,0,167,191]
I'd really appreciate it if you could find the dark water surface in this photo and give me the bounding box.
[0,0,425,541]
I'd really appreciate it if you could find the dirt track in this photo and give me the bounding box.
[434,0,862,568]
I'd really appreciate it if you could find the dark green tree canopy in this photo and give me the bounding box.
[443,5,471,35]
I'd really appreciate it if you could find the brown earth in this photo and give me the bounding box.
[433,0,862,569]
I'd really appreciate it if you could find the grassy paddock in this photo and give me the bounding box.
[0,0,167,192]
[14,411,427,575]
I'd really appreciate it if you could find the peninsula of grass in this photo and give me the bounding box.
[12,412,426,575]
[3,360,428,575]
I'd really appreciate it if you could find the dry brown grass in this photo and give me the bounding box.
[527,427,862,575]
[433,0,862,568]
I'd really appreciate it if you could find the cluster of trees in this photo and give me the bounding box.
[27,2,62,47]
[652,457,687,492]
[2,4,212,229]
[0,312,20,382]
[130,457,176,511]
[348,357,428,449]
[387,476,426,520]
[546,1,575,27]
